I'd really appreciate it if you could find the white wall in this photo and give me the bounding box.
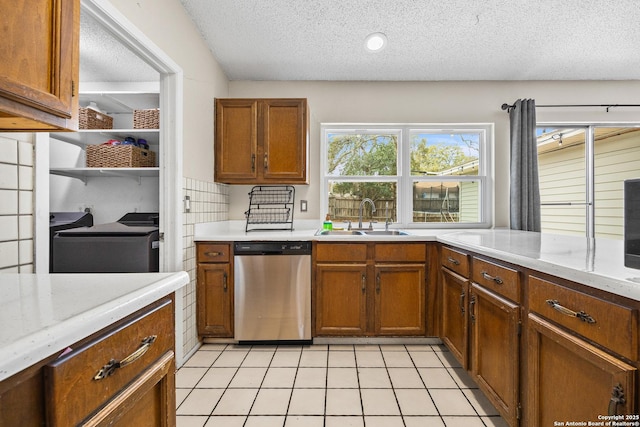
[106,0,231,361]
[229,80,640,228]
[108,0,230,183]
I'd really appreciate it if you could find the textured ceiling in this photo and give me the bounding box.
[178,0,640,81]
[79,9,159,83]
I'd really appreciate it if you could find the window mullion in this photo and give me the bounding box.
[585,126,595,239]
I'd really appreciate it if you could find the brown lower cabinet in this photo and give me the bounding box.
[470,283,520,425]
[0,296,176,427]
[196,243,234,338]
[315,262,368,335]
[440,244,639,427]
[441,248,522,426]
[314,242,427,336]
[440,266,469,365]
[527,314,636,426]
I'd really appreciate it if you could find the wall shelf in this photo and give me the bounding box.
[51,129,159,147]
[50,167,159,184]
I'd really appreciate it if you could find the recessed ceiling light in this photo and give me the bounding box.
[365,32,387,52]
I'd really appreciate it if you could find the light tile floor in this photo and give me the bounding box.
[176,343,509,427]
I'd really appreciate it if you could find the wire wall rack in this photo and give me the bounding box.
[244,185,295,232]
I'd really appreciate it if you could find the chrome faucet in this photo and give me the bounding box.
[358,198,377,230]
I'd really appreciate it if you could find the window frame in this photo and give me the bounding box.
[320,123,493,229]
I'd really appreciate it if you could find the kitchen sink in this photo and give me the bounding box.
[363,230,410,236]
[315,229,365,236]
[315,229,410,236]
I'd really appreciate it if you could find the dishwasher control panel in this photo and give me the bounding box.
[234,241,311,255]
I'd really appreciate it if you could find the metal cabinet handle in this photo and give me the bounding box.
[94,335,157,380]
[545,299,596,323]
[251,154,256,172]
[376,273,381,294]
[447,257,460,266]
[481,271,503,284]
[608,384,626,415]
[459,291,465,314]
[362,274,366,293]
[205,251,222,257]
[470,294,476,323]
[223,272,228,291]
[264,154,268,170]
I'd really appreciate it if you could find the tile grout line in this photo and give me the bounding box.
[433,348,487,424]
[408,344,451,425]
[281,345,304,427]
[378,344,408,427]
[352,344,366,427]
[176,343,228,417]
[175,343,508,427]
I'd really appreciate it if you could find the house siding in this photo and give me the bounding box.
[538,129,640,239]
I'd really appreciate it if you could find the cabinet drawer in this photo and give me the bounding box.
[315,243,367,262]
[472,257,520,303]
[197,243,231,263]
[529,275,638,361]
[375,243,426,262]
[441,246,469,277]
[45,299,174,427]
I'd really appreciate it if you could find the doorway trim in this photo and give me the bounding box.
[37,0,186,361]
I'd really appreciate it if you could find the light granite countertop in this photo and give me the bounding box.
[195,221,640,302]
[0,271,189,382]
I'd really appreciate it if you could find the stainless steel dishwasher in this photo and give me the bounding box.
[234,241,312,343]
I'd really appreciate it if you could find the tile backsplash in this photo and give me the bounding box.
[181,177,229,357]
[0,133,35,273]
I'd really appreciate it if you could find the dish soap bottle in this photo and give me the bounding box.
[323,214,333,230]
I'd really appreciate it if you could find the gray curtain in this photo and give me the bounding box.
[509,99,541,232]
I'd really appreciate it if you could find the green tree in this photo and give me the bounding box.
[328,134,397,200]
[410,137,477,175]
[328,134,397,176]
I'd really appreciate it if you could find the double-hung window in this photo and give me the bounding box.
[321,124,492,228]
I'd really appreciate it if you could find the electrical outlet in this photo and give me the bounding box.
[300,200,308,212]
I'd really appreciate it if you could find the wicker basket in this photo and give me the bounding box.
[79,108,113,129]
[133,108,160,129]
[86,145,156,168]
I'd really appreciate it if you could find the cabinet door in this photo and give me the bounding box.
[0,0,79,130]
[441,267,469,367]
[82,351,176,427]
[527,314,637,426]
[470,284,520,426]
[375,264,426,336]
[197,263,233,337]
[261,99,308,183]
[315,264,368,336]
[214,99,258,183]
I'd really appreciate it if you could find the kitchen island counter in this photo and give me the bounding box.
[0,271,188,382]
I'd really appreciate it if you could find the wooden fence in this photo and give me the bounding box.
[328,197,460,224]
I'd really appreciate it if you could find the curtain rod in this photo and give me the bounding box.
[501,103,640,113]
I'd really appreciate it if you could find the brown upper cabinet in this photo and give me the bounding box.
[0,0,80,131]
[214,98,309,184]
